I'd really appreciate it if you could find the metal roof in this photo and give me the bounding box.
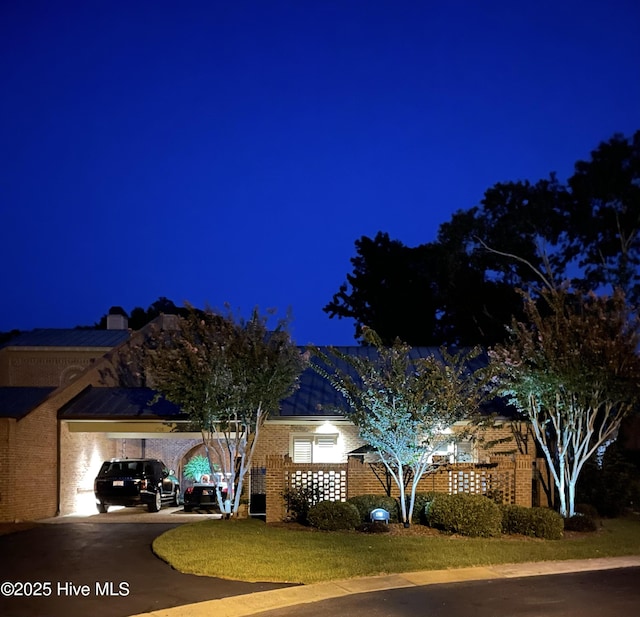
[1,328,130,349]
[55,346,515,422]
[0,387,56,419]
[59,387,187,420]
[278,346,489,417]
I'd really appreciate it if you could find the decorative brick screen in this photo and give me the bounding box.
[285,467,348,503]
[448,467,514,504]
[265,454,532,522]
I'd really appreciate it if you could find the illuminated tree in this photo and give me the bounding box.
[310,330,484,526]
[146,306,306,516]
[489,288,640,517]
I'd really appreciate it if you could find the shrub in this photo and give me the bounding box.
[183,455,213,482]
[577,442,640,517]
[347,495,400,523]
[282,486,322,524]
[412,492,440,524]
[307,500,362,531]
[575,503,599,518]
[500,505,564,540]
[425,493,502,537]
[564,514,598,532]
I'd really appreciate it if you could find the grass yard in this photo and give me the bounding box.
[152,516,640,584]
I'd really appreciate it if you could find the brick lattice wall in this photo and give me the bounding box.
[265,453,533,522]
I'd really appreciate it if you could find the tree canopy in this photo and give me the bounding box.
[488,287,640,517]
[95,297,192,330]
[145,305,306,516]
[325,130,640,346]
[310,329,485,525]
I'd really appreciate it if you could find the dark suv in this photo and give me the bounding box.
[94,458,180,513]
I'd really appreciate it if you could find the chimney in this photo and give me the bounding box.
[107,306,128,330]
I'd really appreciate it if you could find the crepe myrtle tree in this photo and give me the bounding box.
[310,329,485,526]
[489,287,640,518]
[146,305,307,517]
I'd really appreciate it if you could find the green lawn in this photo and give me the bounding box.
[152,516,640,584]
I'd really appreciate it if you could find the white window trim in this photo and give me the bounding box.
[291,433,339,463]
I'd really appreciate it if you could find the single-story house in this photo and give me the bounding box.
[0,313,540,523]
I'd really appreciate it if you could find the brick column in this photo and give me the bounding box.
[513,454,533,507]
[265,455,286,523]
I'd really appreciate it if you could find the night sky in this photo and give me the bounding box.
[2,1,639,345]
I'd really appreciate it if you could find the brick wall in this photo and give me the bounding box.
[58,431,206,515]
[265,453,533,523]
[0,342,126,522]
[59,426,117,515]
[0,396,59,521]
[0,348,112,387]
[0,419,15,520]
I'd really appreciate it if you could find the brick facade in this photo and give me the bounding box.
[265,453,534,523]
[0,348,114,387]
[253,421,362,467]
[0,320,542,522]
[0,331,134,521]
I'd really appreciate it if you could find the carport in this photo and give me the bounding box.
[58,386,206,515]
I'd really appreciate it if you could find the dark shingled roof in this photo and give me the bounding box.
[59,387,187,420]
[1,329,130,349]
[0,387,56,419]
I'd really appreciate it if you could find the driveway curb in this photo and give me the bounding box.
[127,555,640,617]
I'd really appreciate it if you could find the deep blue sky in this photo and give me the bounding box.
[2,1,639,344]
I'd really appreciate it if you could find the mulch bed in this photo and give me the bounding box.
[267,520,599,540]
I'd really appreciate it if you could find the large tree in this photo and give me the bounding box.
[566,130,640,305]
[326,130,639,346]
[146,306,306,516]
[489,287,640,517]
[323,233,442,345]
[310,329,485,526]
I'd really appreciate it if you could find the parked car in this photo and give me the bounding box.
[183,477,228,512]
[94,458,180,513]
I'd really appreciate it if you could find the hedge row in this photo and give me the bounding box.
[306,494,565,539]
[500,504,564,540]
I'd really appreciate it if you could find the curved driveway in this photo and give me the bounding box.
[2,512,640,617]
[0,520,294,617]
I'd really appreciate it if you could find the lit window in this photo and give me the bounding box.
[293,437,313,463]
[292,434,339,463]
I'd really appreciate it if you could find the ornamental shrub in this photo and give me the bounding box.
[307,500,362,531]
[500,505,564,540]
[347,495,400,523]
[575,503,599,518]
[282,486,323,524]
[412,492,440,524]
[564,514,598,532]
[425,493,502,537]
[183,455,212,482]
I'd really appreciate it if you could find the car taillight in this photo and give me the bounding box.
[185,487,193,495]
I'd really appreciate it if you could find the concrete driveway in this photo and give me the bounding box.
[44,504,225,524]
